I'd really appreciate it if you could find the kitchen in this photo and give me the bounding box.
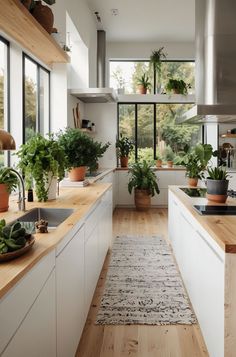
[0,0,236,357]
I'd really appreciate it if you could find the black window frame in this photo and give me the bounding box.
[22,53,51,143]
[118,101,203,162]
[0,35,10,165]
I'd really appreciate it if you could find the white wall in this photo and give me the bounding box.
[85,103,117,168]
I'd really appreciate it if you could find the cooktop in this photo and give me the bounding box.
[181,188,236,198]
[194,205,236,215]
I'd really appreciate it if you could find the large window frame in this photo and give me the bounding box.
[0,35,10,166]
[22,53,50,143]
[118,101,203,162]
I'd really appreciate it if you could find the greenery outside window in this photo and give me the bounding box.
[0,36,10,167]
[23,54,50,142]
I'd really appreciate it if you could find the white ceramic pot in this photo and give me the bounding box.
[46,174,58,200]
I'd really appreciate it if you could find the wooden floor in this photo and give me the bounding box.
[76,208,208,357]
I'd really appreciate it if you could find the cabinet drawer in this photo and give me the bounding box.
[85,202,100,240]
[0,251,55,354]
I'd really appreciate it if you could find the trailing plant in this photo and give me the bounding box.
[17,133,65,202]
[0,168,18,193]
[116,135,134,157]
[137,73,152,90]
[128,160,160,197]
[58,128,110,171]
[150,47,167,75]
[166,78,190,95]
[207,167,229,180]
[163,146,175,162]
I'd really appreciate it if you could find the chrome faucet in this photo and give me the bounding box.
[9,168,26,211]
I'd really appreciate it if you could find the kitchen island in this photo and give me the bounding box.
[169,186,236,357]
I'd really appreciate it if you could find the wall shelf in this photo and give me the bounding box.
[221,134,236,138]
[0,0,70,67]
[117,94,195,103]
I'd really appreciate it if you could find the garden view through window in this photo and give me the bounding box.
[110,60,195,95]
[0,37,9,167]
[118,103,202,164]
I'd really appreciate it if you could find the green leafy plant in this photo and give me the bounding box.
[116,135,134,157]
[150,47,167,75]
[17,133,66,202]
[58,128,110,171]
[0,168,18,193]
[137,74,152,90]
[128,160,160,197]
[0,220,31,254]
[166,79,190,95]
[207,167,229,180]
[163,146,175,161]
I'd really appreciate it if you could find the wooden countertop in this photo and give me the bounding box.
[169,186,236,254]
[0,183,112,299]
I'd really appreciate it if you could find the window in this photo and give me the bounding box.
[0,37,9,167]
[110,60,195,95]
[23,55,50,142]
[118,103,202,164]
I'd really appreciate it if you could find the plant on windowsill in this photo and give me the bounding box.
[163,146,175,168]
[128,160,160,211]
[0,168,18,212]
[116,135,134,168]
[206,167,229,203]
[156,152,163,168]
[137,73,152,94]
[16,133,65,202]
[166,78,191,95]
[58,127,110,181]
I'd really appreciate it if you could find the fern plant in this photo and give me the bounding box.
[207,167,229,180]
[128,160,160,197]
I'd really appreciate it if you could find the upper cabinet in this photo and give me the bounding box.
[0,0,70,67]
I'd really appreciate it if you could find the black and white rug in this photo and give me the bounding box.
[96,236,197,325]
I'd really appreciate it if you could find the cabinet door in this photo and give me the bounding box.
[117,171,134,205]
[56,225,85,357]
[229,173,236,190]
[2,270,56,357]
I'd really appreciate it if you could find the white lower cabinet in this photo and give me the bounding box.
[56,224,85,357]
[2,268,56,357]
[228,172,236,190]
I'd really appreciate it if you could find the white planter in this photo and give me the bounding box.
[46,174,58,200]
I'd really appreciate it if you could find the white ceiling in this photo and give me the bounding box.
[87,0,195,42]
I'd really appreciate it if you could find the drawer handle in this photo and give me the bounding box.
[180,212,191,225]
[196,230,224,263]
[173,200,178,206]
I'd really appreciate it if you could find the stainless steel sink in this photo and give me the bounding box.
[17,207,74,229]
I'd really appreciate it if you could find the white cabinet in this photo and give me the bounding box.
[228,172,236,190]
[117,171,134,206]
[168,191,225,357]
[56,224,85,357]
[0,252,55,356]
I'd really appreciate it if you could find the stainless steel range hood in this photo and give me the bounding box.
[178,0,236,124]
[70,30,117,104]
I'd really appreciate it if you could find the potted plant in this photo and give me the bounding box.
[137,74,151,94]
[166,78,190,95]
[116,135,134,168]
[206,167,229,203]
[163,146,175,168]
[88,141,110,174]
[31,0,56,34]
[156,153,163,168]
[128,160,160,211]
[0,168,18,212]
[17,133,65,202]
[150,47,167,93]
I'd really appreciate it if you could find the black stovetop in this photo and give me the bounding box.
[194,205,236,215]
[180,187,236,199]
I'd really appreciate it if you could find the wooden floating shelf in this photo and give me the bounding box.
[221,134,236,138]
[0,0,70,67]
[80,128,96,135]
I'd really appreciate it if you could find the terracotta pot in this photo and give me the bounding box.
[206,193,228,203]
[21,0,32,10]
[188,177,198,187]
[137,85,147,94]
[167,161,173,168]
[0,184,10,212]
[173,88,181,94]
[134,189,151,211]
[120,156,129,168]
[156,159,162,168]
[68,167,86,181]
[32,1,54,34]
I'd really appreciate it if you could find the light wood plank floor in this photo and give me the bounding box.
[76,208,209,357]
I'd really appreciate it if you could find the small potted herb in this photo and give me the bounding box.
[206,167,229,203]
[166,78,190,95]
[17,133,65,202]
[116,135,134,168]
[163,146,175,168]
[137,74,151,94]
[156,152,163,168]
[0,168,18,212]
[128,160,160,211]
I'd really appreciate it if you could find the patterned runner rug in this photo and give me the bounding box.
[96,235,197,325]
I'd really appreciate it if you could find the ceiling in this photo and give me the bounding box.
[87,0,195,42]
